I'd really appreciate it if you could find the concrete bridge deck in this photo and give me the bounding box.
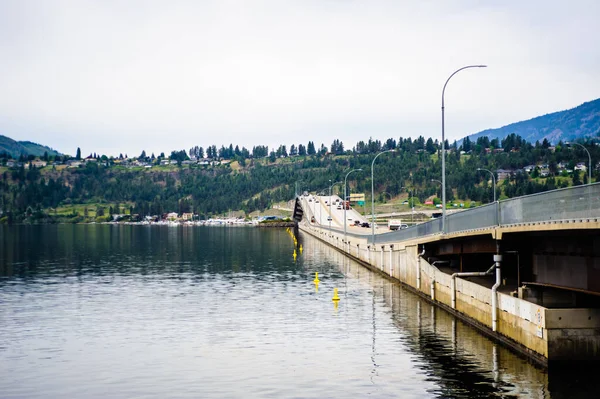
[293,183,600,365]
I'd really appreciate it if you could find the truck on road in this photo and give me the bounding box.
[388,219,407,230]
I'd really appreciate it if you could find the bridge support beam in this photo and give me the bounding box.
[389,244,394,276]
[492,253,503,332]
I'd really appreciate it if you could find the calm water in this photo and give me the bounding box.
[0,225,598,398]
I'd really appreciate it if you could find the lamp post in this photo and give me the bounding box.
[441,64,487,233]
[431,178,442,200]
[344,168,362,241]
[329,180,342,235]
[317,189,327,225]
[402,186,414,225]
[328,179,333,234]
[371,149,395,244]
[476,168,496,202]
[566,142,592,184]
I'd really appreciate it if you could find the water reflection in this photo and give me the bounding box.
[306,231,600,399]
[1,225,599,398]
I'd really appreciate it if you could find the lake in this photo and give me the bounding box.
[0,224,598,398]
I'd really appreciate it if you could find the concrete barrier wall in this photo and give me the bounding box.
[299,222,551,362]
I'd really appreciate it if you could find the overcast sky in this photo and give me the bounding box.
[0,0,599,157]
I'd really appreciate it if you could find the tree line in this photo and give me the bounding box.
[0,134,597,223]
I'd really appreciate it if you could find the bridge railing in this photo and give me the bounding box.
[499,182,600,224]
[373,182,600,244]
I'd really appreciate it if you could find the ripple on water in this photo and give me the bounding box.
[0,225,581,398]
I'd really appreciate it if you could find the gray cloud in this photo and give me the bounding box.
[0,0,598,156]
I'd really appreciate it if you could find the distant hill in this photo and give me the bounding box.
[466,98,600,145]
[0,135,61,158]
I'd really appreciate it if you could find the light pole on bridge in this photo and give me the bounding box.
[371,149,396,245]
[441,64,487,234]
[476,168,496,202]
[344,168,362,242]
[566,142,592,184]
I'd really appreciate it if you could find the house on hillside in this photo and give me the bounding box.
[30,159,47,168]
[575,163,587,172]
[67,160,82,168]
[496,169,514,179]
[181,212,194,221]
[166,212,179,221]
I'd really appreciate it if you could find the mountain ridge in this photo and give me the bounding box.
[0,135,61,158]
[464,98,600,145]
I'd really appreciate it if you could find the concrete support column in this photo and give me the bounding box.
[417,255,421,290]
[492,254,503,332]
[380,246,385,271]
[389,244,394,276]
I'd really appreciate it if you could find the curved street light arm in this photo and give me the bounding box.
[476,168,496,202]
[441,64,487,234]
[568,142,592,184]
[344,168,363,240]
[371,149,396,244]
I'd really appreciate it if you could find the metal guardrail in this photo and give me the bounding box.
[499,183,600,224]
[373,182,600,244]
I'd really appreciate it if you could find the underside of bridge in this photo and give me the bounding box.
[293,196,303,223]
[425,229,600,309]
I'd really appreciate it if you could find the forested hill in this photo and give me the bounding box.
[466,98,600,145]
[0,135,61,158]
[1,134,598,224]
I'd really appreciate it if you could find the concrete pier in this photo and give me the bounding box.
[298,221,600,366]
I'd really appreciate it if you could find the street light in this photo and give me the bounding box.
[317,189,327,225]
[431,178,442,200]
[328,179,333,234]
[476,168,496,202]
[441,64,487,233]
[401,186,414,225]
[344,168,363,241]
[566,142,592,184]
[371,149,396,244]
[329,180,342,236]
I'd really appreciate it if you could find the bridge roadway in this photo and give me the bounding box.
[293,183,600,365]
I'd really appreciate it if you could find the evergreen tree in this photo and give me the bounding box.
[298,144,307,156]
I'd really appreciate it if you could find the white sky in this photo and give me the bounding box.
[0,0,599,157]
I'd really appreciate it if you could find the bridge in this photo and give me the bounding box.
[293,183,600,365]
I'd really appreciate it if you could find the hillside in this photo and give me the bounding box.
[0,135,61,158]
[466,98,600,144]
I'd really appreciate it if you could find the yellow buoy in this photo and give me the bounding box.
[299,244,303,253]
[332,287,340,301]
[313,272,320,283]
[293,249,297,261]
